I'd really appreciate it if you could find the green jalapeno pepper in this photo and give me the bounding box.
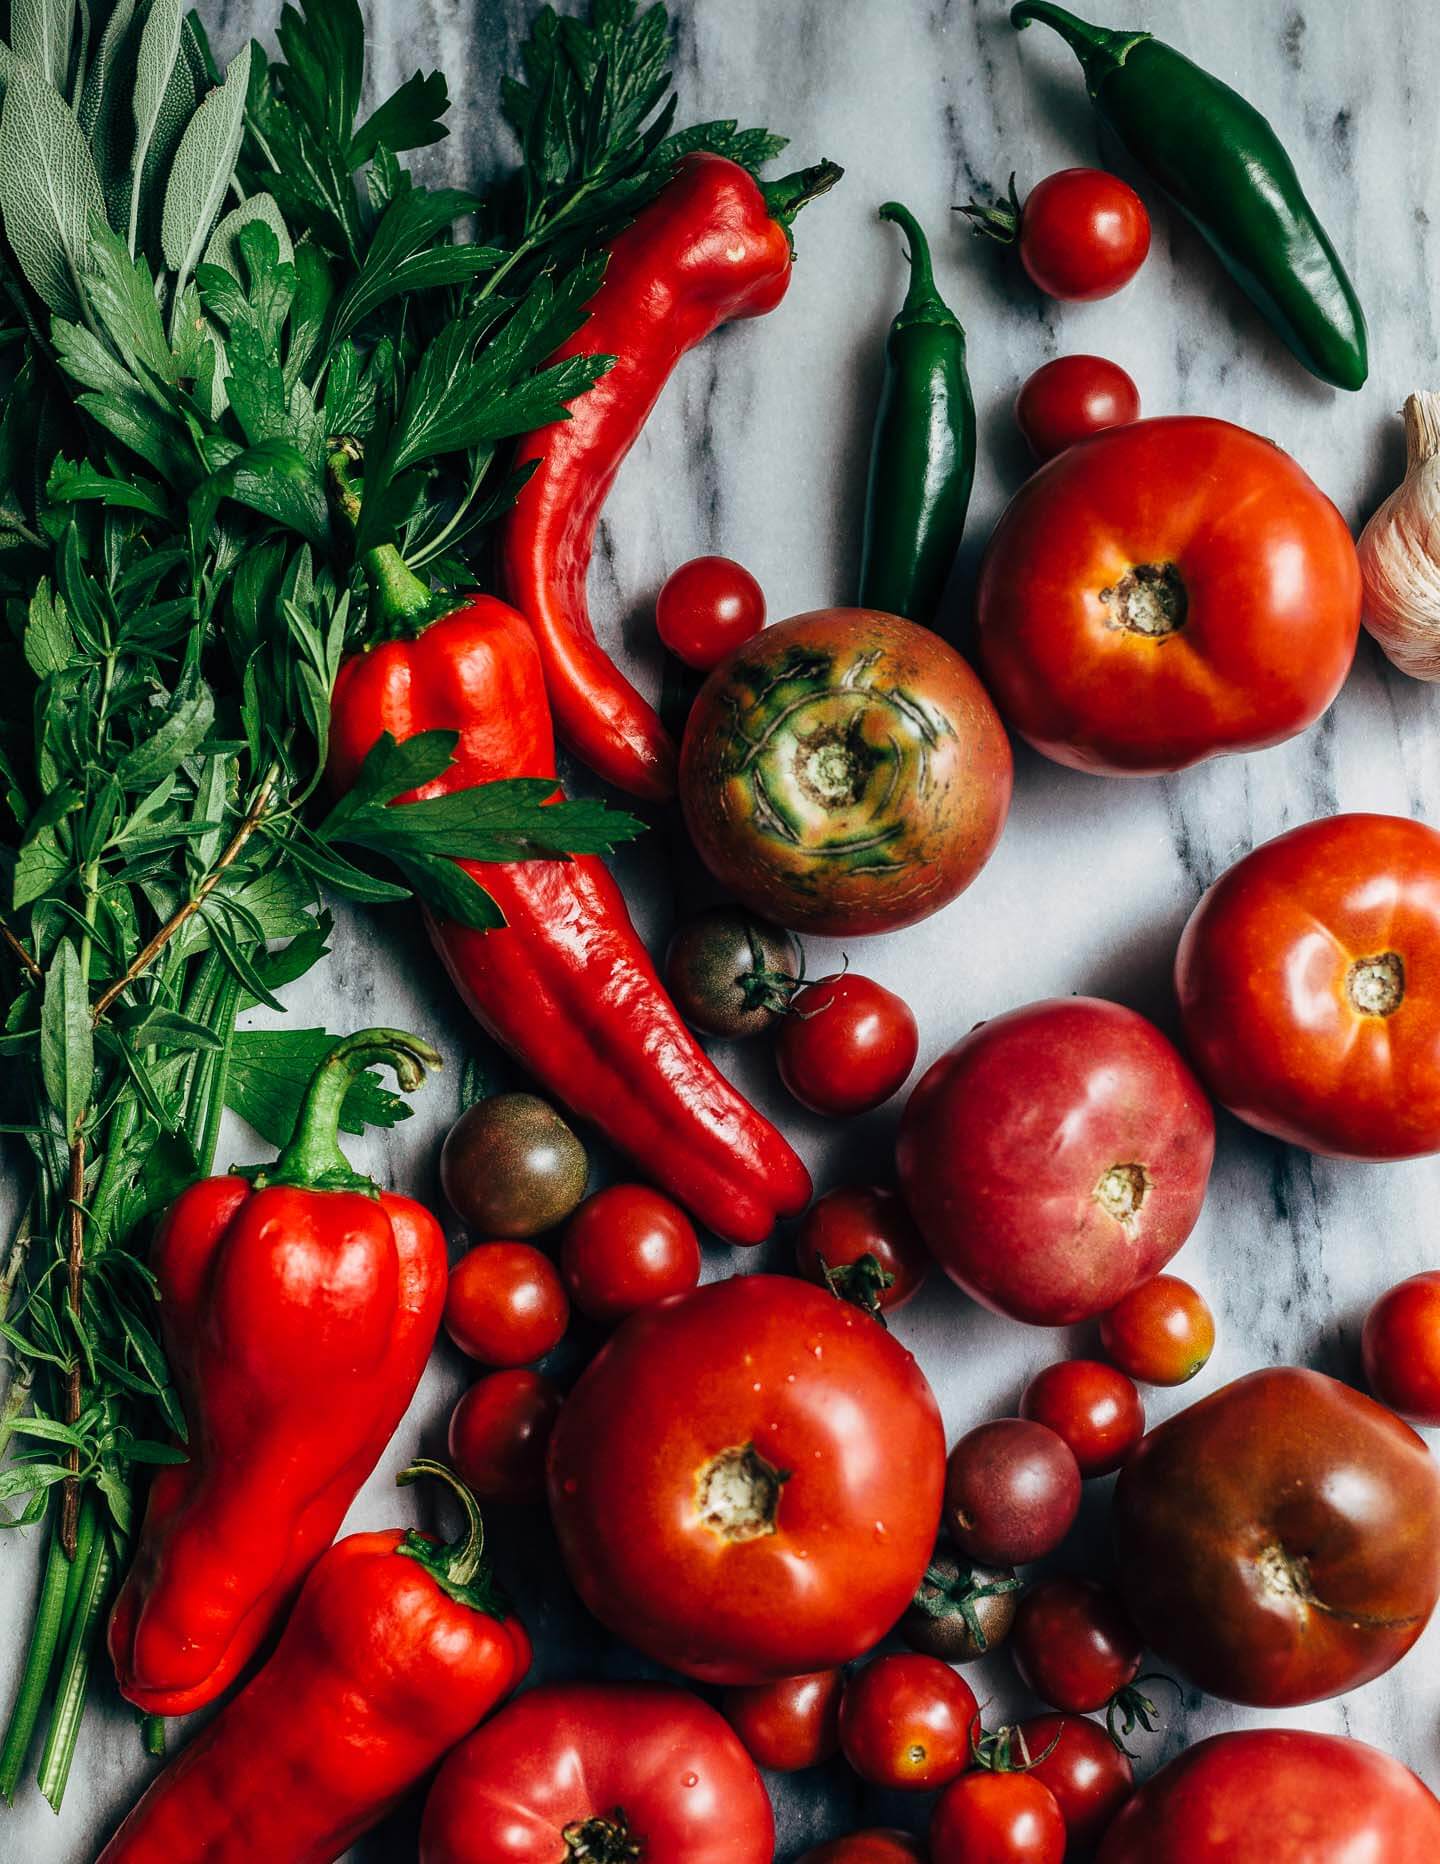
[858,202,977,630]
[1011,1,1367,390]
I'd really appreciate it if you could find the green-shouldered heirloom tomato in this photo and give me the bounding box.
[546,1275,946,1684]
[977,418,1360,776]
[680,609,1012,936]
[1113,1368,1440,1706]
[1176,813,1440,1160]
[1097,1730,1440,1864]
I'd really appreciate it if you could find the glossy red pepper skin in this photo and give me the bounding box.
[98,1477,531,1864]
[328,598,811,1245]
[500,153,806,801]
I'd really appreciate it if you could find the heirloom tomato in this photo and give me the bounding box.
[898,998,1214,1325]
[1176,812,1440,1159]
[977,418,1360,775]
[547,1275,945,1683]
[1097,1730,1440,1863]
[680,609,1012,936]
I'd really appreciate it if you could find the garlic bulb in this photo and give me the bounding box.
[1358,391,1440,680]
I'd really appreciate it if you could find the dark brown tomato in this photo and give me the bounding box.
[440,1093,588,1237]
[900,1543,1020,1662]
[664,906,801,1039]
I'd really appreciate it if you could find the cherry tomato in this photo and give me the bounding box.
[420,1682,774,1863]
[900,1544,1020,1663]
[799,1837,925,1864]
[1016,1715,1133,1853]
[931,1770,1066,1864]
[559,1184,701,1327]
[1100,1275,1215,1387]
[1011,1579,1142,1716]
[1097,1730,1440,1864]
[1015,355,1140,461]
[898,998,1214,1326]
[665,907,801,1039]
[944,1420,1081,1566]
[656,554,766,670]
[839,1653,978,1792]
[1003,168,1150,302]
[441,1093,588,1236]
[443,1242,569,1366]
[721,1669,844,1773]
[447,1369,562,1504]
[796,1184,930,1316]
[1364,1272,1440,1426]
[779,975,919,1117]
[977,418,1361,776]
[680,608,1012,937]
[547,1275,946,1683]
[1176,813,1440,1160]
[1019,1361,1145,1479]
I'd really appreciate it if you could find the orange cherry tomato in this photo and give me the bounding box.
[1100,1275,1215,1387]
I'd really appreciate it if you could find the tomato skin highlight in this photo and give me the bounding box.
[1096,1730,1440,1863]
[547,1275,946,1684]
[1020,1361,1144,1478]
[1177,812,1440,1160]
[1099,1275,1215,1387]
[1015,355,1140,461]
[560,1184,701,1326]
[656,554,766,670]
[977,417,1360,777]
[779,975,920,1117]
[1014,169,1150,302]
[839,1653,979,1792]
[721,1669,844,1773]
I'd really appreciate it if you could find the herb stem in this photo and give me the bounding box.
[1,921,43,983]
[38,1507,111,1811]
[0,1517,71,1804]
[60,1136,86,1559]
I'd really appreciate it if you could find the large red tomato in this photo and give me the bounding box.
[1098,1730,1440,1863]
[897,998,1214,1324]
[977,417,1360,775]
[547,1275,945,1683]
[1113,1368,1440,1706]
[419,1682,773,1863]
[1176,813,1440,1159]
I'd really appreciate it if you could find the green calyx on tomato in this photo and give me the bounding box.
[816,1250,896,1321]
[562,1812,642,1862]
[909,1558,1021,1657]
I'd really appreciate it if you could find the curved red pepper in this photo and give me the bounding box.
[108,1031,447,1716]
[98,1462,530,1864]
[500,151,841,801]
[328,591,811,1245]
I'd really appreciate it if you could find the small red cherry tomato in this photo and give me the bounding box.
[1100,1275,1216,1386]
[1015,1714,1134,1852]
[779,975,919,1117]
[443,1241,569,1366]
[799,1836,924,1864]
[999,168,1149,302]
[930,1770,1066,1864]
[1020,1361,1145,1478]
[839,1653,978,1792]
[1015,355,1140,461]
[944,1419,1081,1566]
[656,555,766,670]
[795,1184,930,1316]
[1363,1271,1440,1426]
[1011,1578,1142,1715]
[721,1669,845,1773]
[559,1184,701,1327]
[448,1369,562,1504]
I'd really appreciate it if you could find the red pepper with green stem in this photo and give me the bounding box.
[98,1460,530,1864]
[499,150,842,802]
[327,557,811,1245]
[108,1030,448,1718]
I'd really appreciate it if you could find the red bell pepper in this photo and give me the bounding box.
[98,1461,530,1863]
[108,1029,448,1716]
[500,150,841,801]
[327,581,811,1246]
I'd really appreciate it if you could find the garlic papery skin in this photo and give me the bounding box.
[1359,391,1440,681]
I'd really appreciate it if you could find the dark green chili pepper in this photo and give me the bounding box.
[858,201,976,629]
[1011,1,1367,391]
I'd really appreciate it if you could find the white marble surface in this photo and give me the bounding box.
[10,0,1440,1856]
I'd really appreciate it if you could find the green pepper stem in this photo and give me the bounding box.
[264,1028,441,1193]
[397,1458,486,1591]
[879,202,963,334]
[326,442,439,640]
[1010,2,1150,88]
[762,160,844,232]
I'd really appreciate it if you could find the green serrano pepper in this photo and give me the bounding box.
[858,202,977,629]
[1011,1,1368,391]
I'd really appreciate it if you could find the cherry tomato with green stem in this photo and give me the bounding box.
[656,555,766,670]
[665,907,801,1040]
[796,1184,930,1317]
[1016,355,1140,461]
[1100,1276,1215,1387]
[1363,1271,1440,1426]
[448,1369,562,1504]
[963,168,1150,302]
[1020,1361,1145,1478]
[1011,1579,1143,1717]
[721,1669,845,1773]
[839,1653,978,1792]
[443,1242,569,1366]
[779,975,919,1117]
[1013,1715,1134,1855]
[560,1184,701,1327]
[930,1769,1066,1863]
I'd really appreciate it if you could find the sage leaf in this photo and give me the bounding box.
[202,191,292,277]
[40,938,92,1140]
[12,0,74,93]
[160,40,250,292]
[78,0,134,150]
[0,61,107,319]
[127,0,183,253]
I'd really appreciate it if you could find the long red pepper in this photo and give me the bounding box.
[98,1461,530,1864]
[108,1030,448,1716]
[327,565,811,1245]
[500,151,841,801]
